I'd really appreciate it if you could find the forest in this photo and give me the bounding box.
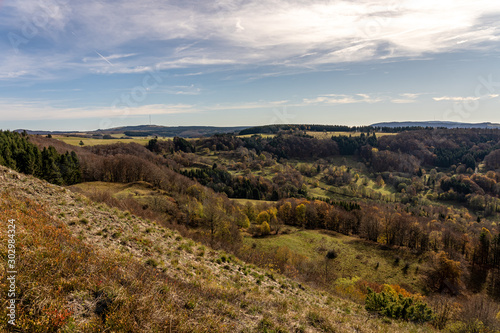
[4,127,500,331]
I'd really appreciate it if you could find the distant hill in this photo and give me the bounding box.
[370,121,500,129]
[17,121,500,138]
[103,125,249,138]
[16,125,250,138]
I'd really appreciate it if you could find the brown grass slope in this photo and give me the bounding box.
[0,165,437,332]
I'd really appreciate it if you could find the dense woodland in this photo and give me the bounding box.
[4,127,500,331]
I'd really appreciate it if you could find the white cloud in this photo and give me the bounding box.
[433,94,498,102]
[1,0,500,79]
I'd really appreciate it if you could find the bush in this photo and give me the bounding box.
[326,249,337,260]
[260,221,271,236]
[365,285,434,323]
[145,258,158,267]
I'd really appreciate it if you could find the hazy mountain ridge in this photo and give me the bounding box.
[16,125,250,138]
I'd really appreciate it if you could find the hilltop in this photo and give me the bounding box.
[0,165,435,332]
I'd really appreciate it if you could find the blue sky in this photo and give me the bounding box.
[1,0,500,131]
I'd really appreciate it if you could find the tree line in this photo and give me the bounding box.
[0,131,80,185]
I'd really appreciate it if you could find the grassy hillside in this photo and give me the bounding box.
[0,165,437,332]
[245,229,426,294]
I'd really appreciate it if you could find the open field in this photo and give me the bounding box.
[237,133,277,138]
[52,135,161,146]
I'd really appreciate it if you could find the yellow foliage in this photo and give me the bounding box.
[260,221,271,235]
[257,211,270,223]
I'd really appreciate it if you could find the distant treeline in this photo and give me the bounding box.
[239,124,439,135]
[0,131,81,185]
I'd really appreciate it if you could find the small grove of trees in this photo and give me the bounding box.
[322,166,352,186]
[0,131,81,185]
[146,137,195,154]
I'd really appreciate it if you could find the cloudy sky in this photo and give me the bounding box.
[1,0,500,131]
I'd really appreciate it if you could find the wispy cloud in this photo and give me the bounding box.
[391,93,423,104]
[0,97,294,122]
[158,85,202,96]
[304,93,384,105]
[303,92,427,105]
[0,99,199,121]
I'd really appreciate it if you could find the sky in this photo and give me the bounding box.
[0,0,500,131]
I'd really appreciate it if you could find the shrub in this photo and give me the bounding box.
[334,276,368,303]
[260,221,271,236]
[326,249,337,260]
[365,285,434,323]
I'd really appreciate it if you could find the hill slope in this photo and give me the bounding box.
[0,166,435,332]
